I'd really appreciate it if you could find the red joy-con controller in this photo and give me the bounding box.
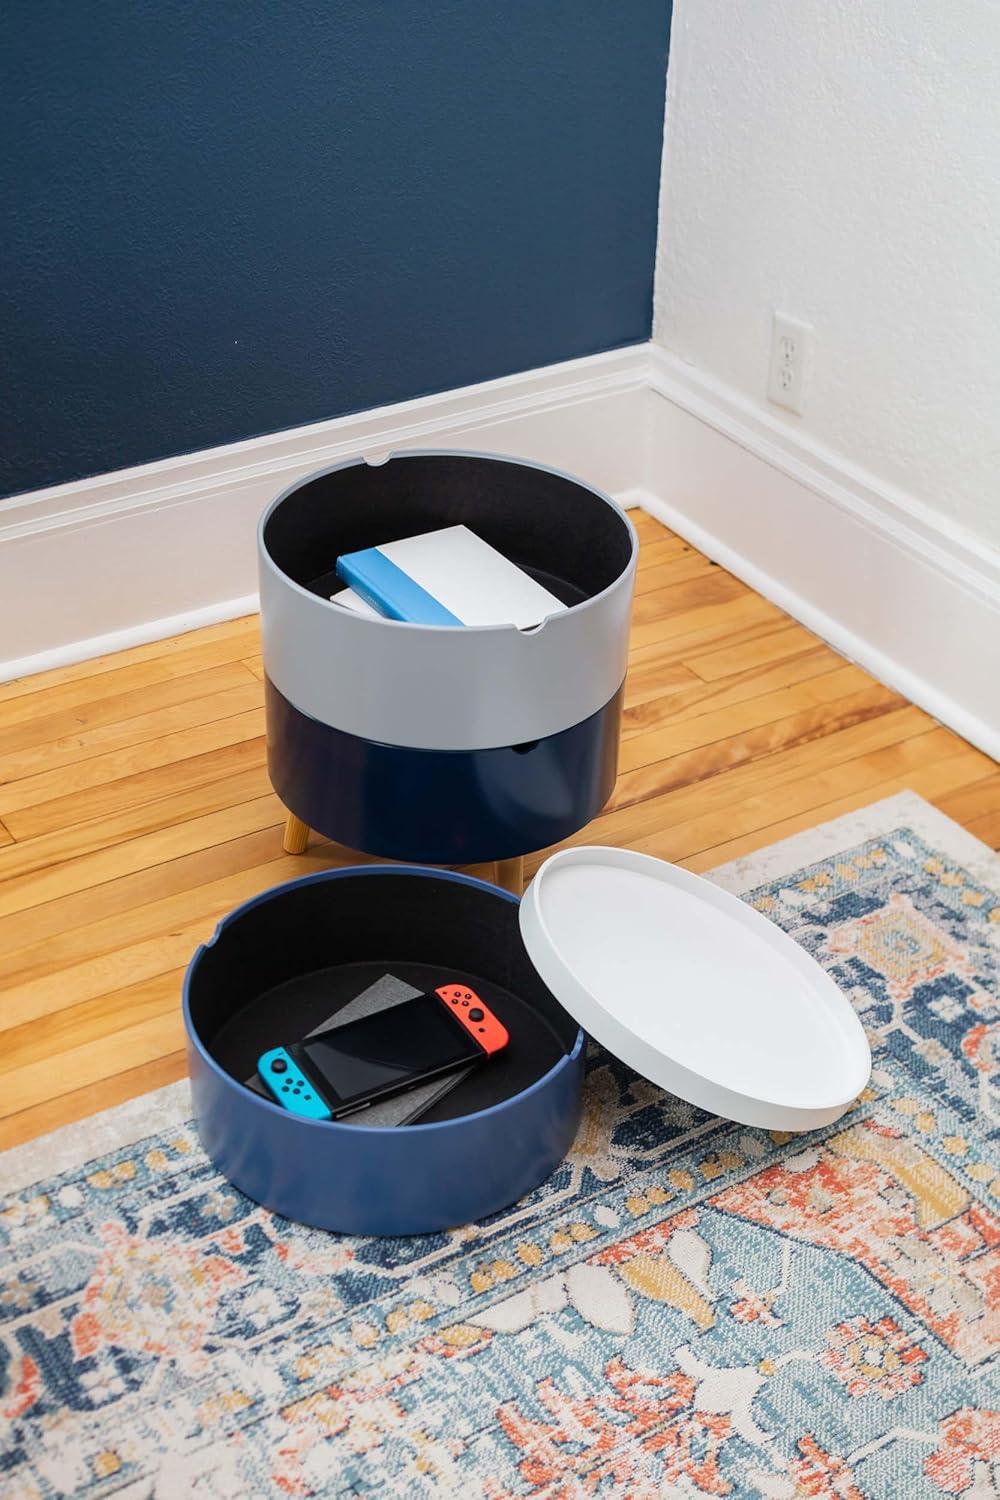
[435,984,509,1056]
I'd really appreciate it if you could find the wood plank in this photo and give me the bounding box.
[610,703,939,819]
[935,773,1000,832]
[0,918,226,1037]
[966,809,1000,850]
[0,839,357,997]
[0,660,257,759]
[0,681,262,786]
[0,824,317,958]
[0,763,274,883]
[633,552,722,596]
[623,660,702,706]
[0,818,10,848]
[619,666,904,775]
[0,708,264,816]
[0,793,285,922]
[624,623,801,709]
[5,734,268,841]
[680,750,999,874]
[629,611,787,670]
[631,510,675,544]
[0,1051,188,1152]
[622,646,844,739]
[2,970,183,1069]
[531,726,980,874]
[686,621,826,682]
[631,569,746,627]
[0,842,366,1032]
[0,625,260,728]
[632,742,993,868]
[0,1009,187,1120]
[0,614,257,706]
[632,535,692,569]
[628,593,784,658]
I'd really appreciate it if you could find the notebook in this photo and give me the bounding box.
[332,525,566,629]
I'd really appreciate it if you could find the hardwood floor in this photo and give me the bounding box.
[0,511,996,1150]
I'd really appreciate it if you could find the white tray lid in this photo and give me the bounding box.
[519,846,871,1132]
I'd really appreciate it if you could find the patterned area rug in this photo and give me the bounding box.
[2,792,998,1499]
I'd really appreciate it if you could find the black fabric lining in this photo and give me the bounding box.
[261,454,633,605]
[188,873,575,1124]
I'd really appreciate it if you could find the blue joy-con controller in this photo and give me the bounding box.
[258,1047,332,1120]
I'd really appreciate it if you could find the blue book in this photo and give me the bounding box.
[335,545,462,625]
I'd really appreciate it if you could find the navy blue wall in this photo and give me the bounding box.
[2,3,670,498]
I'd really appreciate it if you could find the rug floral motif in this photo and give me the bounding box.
[1,793,998,1498]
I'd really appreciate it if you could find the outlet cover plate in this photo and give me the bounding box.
[768,311,813,415]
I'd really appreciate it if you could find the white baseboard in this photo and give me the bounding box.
[2,340,998,763]
[0,596,262,688]
[643,347,1000,761]
[0,346,648,679]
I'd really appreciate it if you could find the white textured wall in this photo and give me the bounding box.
[654,0,1000,550]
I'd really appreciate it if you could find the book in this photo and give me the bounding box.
[329,587,382,619]
[332,525,566,629]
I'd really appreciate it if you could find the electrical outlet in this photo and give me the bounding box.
[767,311,812,414]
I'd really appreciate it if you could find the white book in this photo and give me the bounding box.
[331,524,566,629]
[330,588,382,618]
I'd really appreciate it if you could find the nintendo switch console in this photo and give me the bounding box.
[258,984,509,1122]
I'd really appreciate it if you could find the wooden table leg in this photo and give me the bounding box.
[494,856,524,897]
[283,811,311,854]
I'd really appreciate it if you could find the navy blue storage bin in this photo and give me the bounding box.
[184,865,585,1236]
